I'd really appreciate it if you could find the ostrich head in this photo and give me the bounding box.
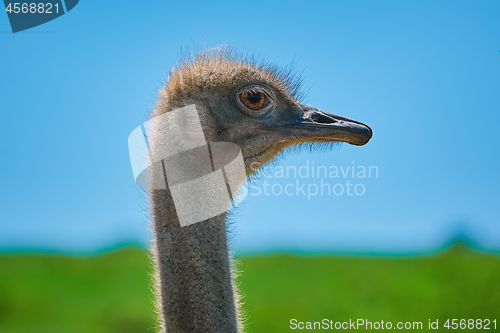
[148,48,372,333]
[153,48,372,174]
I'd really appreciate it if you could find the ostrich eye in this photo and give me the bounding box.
[236,85,274,116]
[239,91,268,110]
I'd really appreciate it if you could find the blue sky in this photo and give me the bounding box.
[0,0,499,254]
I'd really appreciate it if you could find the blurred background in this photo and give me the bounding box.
[0,1,499,332]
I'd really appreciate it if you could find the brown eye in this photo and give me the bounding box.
[239,91,268,110]
[236,85,275,116]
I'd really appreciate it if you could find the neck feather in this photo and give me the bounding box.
[151,188,239,333]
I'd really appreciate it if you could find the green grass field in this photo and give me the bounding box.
[0,245,498,332]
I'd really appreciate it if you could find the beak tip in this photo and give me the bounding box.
[348,123,372,146]
[360,128,373,146]
[362,125,373,144]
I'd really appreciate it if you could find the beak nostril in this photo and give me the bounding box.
[310,112,337,124]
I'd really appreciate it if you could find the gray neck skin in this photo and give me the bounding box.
[151,187,238,333]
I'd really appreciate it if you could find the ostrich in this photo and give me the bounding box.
[146,48,372,333]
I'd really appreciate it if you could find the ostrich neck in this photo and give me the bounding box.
[151,187,238,333]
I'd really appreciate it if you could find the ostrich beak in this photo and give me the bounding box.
[280,105,373,146]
